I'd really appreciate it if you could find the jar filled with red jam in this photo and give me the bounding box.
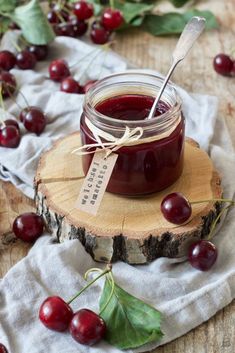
[80,72,185,196]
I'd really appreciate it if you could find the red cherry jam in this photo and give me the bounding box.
[80,73,185,196]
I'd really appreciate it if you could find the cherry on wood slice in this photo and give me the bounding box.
[35,133,222,264]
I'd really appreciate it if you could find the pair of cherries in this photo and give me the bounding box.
[0,106,47,148]
[39,297,106,345]
[161,192,229,271]
[0,46,48,72]
[48,58,97,94]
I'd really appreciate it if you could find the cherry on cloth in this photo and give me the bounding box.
[188,240,218,271]
[70,309,106,345]
[39,296,73,332]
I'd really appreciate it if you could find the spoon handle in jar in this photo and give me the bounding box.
[147,16,206,120]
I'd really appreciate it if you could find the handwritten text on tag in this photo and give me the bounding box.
[76,150,118,216]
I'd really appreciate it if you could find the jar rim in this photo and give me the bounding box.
[84,71,182,129]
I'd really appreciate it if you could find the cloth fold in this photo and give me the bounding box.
[0,33,235,353]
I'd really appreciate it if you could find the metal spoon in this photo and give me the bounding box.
[147,16,206,120]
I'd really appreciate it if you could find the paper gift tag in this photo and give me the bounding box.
[76,149,118,216]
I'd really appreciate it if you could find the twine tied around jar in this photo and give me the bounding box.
[72,117,144,158]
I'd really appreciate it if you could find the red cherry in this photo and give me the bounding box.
[213,54,233,76]
[39,296,73,332]
[22,107,47,135]
[59,23,75,37]
[69,17,88,36]
[60,9,70,22]
[73,1,94,20]
[0,126,21,148]
[53,24,63,36]
[90,22,110,45]
[83,80,97,93]
[188,240,218,271]
[0,71,17,98]
[47,10,60,24]
[0,343,8,353]
[16,50,37,70]
[161,192,192,225]
[49,59,70,82]
[70,309,106,345]
[60,76,82,94]
[19,106,38,122]
[0,50,16,71]
[3,119,20,131]
[13,212,44,242]
[27,45,48,61]
[101,8,123,30]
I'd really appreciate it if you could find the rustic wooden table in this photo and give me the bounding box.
[0,0,235,351]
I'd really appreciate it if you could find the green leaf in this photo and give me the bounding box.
[143,13,185,35]
[12,0,55,45]
[100,279,163,350]
[0,0,17,13]
[114,1,154,23]
[131,15,145,27]
[170,0,191,8]
[183,10,219,30]
[143,9,218,36]
[0,17,11,34]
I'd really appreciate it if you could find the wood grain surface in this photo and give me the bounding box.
[0,0,235,351]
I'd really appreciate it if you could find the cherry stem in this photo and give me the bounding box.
[6,83,30,109]
[69,44,111,69]
[207,204,232,240]
[69,48,99,69]
[60,5,71,15]
[230,47,235,57]
[99,271,115,315]
[191,198,235,206]
[77,45,111,83]
[9,37,21,52]
[67,265,112,305]
[0,81,24,116]
[0,85,5,111]
[110,0,115,9]
[0,11,12,20]
[56,10,66,24]
[18,35,28,47]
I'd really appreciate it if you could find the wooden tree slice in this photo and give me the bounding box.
[35,133,222,264]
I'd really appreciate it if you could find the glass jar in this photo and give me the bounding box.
[80,72,185,196]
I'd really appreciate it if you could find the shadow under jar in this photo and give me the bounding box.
[80,72,185,196]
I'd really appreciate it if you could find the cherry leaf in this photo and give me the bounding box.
[114,1,153,24]
[12,0,55,45]
[170,0,191,7]
[0,0,17,13]
[99,279,163,349]
[143,10,218,36]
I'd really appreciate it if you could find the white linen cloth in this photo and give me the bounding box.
[0,32,235,353]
